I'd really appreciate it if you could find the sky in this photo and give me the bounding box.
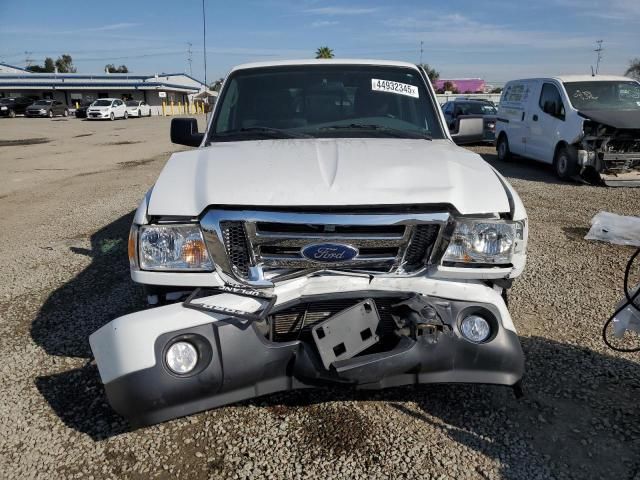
[0,0,638,85]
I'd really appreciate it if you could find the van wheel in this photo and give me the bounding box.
[497,135,512,162]
[553,145,578,180]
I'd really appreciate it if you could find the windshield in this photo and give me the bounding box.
[563,81,640,111]
[93,100,112,106]
[34,100,52,105]
[210,65,444,141]
[126,100,139,106]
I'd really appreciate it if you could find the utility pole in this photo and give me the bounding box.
[594,40,603,75]
[187,42,193,76]
[24,51,34,68]
[202,0,207,86]
[419,41,423,65]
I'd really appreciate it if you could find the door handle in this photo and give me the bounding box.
[532,114,538,121]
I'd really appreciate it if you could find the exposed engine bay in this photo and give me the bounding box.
[576,116,640,186]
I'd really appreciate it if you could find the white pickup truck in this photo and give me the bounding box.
[90,59,529,426]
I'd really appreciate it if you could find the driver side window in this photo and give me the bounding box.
[539,83,565,120]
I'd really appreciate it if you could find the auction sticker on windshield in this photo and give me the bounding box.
[372,79,419,98]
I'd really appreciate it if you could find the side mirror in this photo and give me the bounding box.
[170,118,204,147]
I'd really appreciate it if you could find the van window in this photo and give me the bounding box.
[539,83,565,120]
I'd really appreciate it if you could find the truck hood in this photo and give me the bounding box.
[148,138,510,216]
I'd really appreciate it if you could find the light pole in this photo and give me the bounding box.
[202,0,207,86]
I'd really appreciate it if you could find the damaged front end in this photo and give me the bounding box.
[90,275,524,427]
[576,116,640,187]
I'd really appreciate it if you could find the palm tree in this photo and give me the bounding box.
[315,47,334,59]
[625,58,640,80]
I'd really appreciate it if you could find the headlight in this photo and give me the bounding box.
[138,224,213,271]
[0,106,7,110]
[443,219,524,265]
[40,109,46,113]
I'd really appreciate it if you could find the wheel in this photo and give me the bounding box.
[47,110,53,118]
[110,112,115,121]
[8,109,16,118]
[147,109,152,117]
[63,109,68,117]
[137,109,141,117]
[124,111,128,119]
[496,134,512,162]
[553,145,578,180]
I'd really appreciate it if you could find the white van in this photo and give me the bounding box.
[496,75,640,186]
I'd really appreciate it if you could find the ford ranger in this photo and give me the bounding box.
[90,59,529,426]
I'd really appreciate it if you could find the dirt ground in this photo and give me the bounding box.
[0,116,638,479]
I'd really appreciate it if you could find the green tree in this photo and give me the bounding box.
[625,58,640,80]
[55,54,76,73]
[315,46,334,59]
[417,63,439,84]
[105,64,129,73]
[211,77,225,92]
[442,81,458,94]
[26,57,55,73]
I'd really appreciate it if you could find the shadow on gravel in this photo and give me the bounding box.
[479,151,568,186]
[30,210,144,359]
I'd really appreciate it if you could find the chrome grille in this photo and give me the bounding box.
[201,210,450,286]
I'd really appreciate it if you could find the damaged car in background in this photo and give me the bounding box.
[90,59,528,426]
[496,75,640,186]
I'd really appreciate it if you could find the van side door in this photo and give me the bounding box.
[527,82,566,163]
[497,81,535,156]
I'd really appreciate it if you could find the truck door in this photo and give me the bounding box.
[527,82,566,163]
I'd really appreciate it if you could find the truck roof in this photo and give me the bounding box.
[506,75,636,83]
[230,59,421,72]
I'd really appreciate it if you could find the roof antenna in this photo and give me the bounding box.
[590,65,595,77]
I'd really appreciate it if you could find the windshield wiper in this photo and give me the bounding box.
[215,126,312,139]
[318,124,432,140]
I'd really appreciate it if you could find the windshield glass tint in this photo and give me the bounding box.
[93,100,112,106]
[457,102,496,115]
[563,81,640,111]
[211,65,444,140]
[34,100,51,105]
[126,101,139,106]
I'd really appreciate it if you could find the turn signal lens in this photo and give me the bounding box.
[181,240,208,267]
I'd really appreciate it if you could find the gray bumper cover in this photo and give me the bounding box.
[104,313,524,427]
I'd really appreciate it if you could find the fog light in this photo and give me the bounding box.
[166,341,198,374]
[460,315,491,343]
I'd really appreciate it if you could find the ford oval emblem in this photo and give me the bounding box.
[301,243,359,263]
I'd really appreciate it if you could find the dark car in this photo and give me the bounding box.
[25,99,69,118]
[0,97,35,118]
[441,99,497,143]
[74,101,93,118]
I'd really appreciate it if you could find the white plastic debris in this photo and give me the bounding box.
[585,211,640,247]
[611,285,640,338]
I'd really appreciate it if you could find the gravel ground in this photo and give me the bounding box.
[0,117,639,479]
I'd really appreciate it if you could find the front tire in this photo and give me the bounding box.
[553,145,578,180]
[123,111,128,119]
[110,112,115,121]
[63,109,68,117]
[8,109,16,118]
[48,110,53,118]
[137,109,141,117]
[496,134,512,162]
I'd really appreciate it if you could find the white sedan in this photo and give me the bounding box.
[86,98,128,120]
[126,100,152,118]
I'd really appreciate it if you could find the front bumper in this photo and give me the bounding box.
[87,111,109,119]
[25,110,47,117]
[90,277,524,426]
